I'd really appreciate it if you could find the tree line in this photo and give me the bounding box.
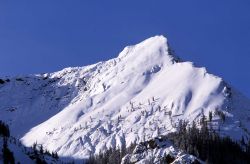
[86,114,250,164]
[0,120,59,164]
[167,115,250,164]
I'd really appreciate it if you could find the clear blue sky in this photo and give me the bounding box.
[0,1,250,97]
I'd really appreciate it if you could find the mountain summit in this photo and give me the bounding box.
[0,36,250,161]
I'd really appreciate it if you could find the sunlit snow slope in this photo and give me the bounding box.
[0,36,250,159]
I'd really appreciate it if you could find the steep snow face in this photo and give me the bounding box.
[0,36,250,159]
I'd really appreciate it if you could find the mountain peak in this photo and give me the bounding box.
[136,35,168,46]
[117,35,175,68]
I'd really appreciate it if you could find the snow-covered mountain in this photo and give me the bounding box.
[0,36,250,162]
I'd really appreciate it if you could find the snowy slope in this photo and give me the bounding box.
[0,36,250,160]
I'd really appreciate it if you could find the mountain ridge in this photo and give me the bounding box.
[0,35,250,161]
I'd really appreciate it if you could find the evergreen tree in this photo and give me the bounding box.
[2,139,15,164]
[39,145,44,154]
[0,121,10,137]
[209,111,213,122]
